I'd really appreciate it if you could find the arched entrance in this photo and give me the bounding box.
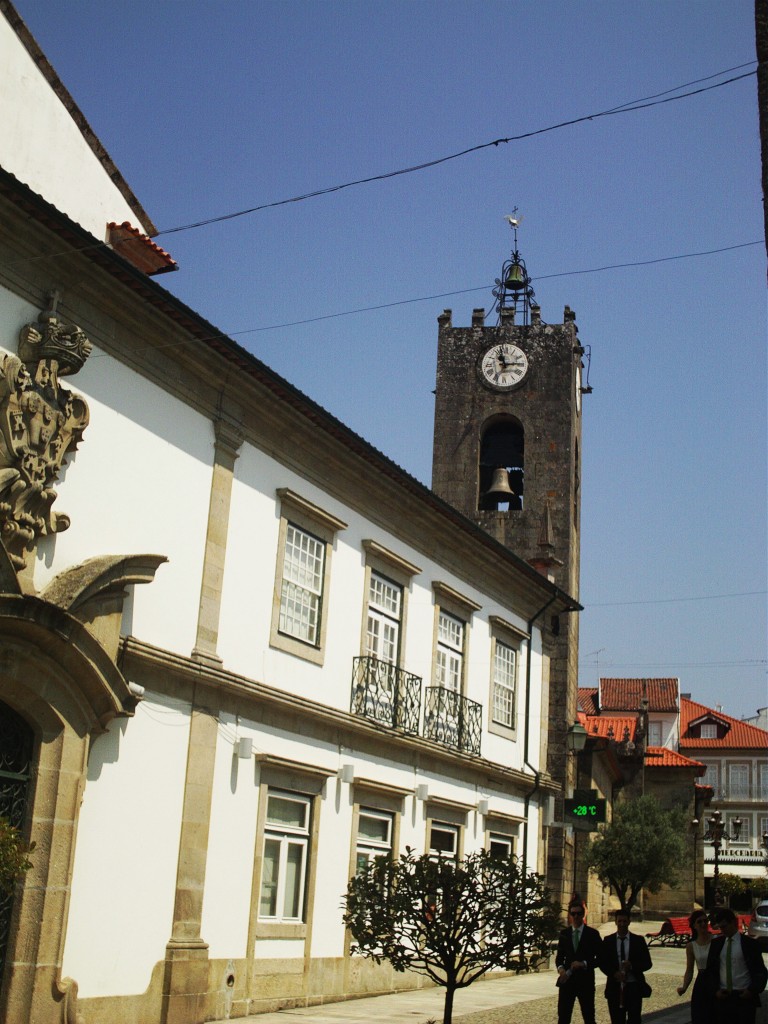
[0,701,33,995]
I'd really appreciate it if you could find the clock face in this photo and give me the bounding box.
[479,344,529,390]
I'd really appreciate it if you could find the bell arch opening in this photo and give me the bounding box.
[478,418,524,512]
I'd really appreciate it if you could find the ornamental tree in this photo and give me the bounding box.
[586,795,687,914]
[342,847,558,1024]
[0,817,34,894]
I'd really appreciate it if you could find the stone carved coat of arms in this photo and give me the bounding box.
[0,294,91,571]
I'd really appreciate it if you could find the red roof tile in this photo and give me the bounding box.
[599,678,679,712]
[679,697,768,751]
[107,222,178,276]
[644,746,705,773]
[581,714,637,741]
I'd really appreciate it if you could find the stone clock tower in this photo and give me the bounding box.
[430,231,590,900]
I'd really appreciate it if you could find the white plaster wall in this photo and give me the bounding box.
[218,440,539,769]
[29,342,213,657]
[0,13,149,237]
[62,691,190,995]
[200,712,261,958]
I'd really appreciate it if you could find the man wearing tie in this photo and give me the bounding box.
[704,908,767,1024]
[555,902,603,1024]
[599,909,653,1024]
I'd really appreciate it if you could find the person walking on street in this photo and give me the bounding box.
[676,910,714,1024]
[704,907,767,1024]
[555,901,602,1024]
[599,909,653,1024]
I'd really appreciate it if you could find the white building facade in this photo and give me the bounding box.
[0,7,578,1023]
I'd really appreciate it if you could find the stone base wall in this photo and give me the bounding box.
[78,955,429,1024]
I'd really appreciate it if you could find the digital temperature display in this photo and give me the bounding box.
[563,792,606,831]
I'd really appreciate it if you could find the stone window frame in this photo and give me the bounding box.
[359,541,421,668]
[487,615,528,741]
[269,489,347,666]
[348,781,408,876]
[430,582,481,698]
[424,799,469,863]
[250,756,333,942]
[485,811,521,858]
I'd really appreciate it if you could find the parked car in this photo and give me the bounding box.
[747,902,768,949]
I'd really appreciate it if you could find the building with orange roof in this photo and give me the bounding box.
[577,679,768,914]
[680,694,768,906]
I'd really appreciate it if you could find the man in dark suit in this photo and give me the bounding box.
[598,909,653,1024]
[555,901,603,1024]
[704,907,767,1024]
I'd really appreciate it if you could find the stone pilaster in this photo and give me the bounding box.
[191,418,243,667]
[161,692,218,1024]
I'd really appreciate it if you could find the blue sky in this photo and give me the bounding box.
[14,0,766,719]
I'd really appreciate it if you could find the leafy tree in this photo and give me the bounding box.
[586,795,687,914]
[716,873,746,899]
[342,847,558,1024]
[749,876,768,899]
[0,817,34,894]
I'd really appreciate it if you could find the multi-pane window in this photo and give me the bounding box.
[436,612,464,693]
[366,573,402,665]
[647,721,662,746]
[728,814,749,845]
[355,809,393,873]
[259,792,310,922]
[760,816,768,844]
[429,822,458,863]
[759,765,768,801]
[278,524,325,645]
[700,762,719,797]
[728,763,749,799]
[700,723,717,739]
[492,641,516,728]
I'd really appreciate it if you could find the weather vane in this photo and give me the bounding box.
[492,208,536,324]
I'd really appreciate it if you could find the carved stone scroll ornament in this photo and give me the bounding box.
[0,293,91,571]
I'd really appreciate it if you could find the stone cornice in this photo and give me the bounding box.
[119,636,559,795]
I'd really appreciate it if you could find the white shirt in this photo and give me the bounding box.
[719,932,751,992]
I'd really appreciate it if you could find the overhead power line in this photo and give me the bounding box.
[83,238,761,359]
[152,64,756,238]
[585,589,767,608]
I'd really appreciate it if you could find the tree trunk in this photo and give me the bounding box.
[443,982,455,1024]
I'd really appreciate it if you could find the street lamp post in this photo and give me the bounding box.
[703,809,741,909]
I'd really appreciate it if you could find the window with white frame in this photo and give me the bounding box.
[648,721,662,746]
[760,816,768,844]
[436,612,464,693]
[759,765,768,801]
[728,814,749,845]
[355,808,394,873]
[700,722,718,739]
[366,573,402,665]
[489,832,515,859]
[492,640,516,728]
[728,763,749,799]
[279,523,325,645]
[429,822,459,863]
[259,792,311,922]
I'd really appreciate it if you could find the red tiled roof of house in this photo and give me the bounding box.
[107,222,178,276]
[578,688,599,715]
[599,678,679,712]
[644,746,706,773]
[680,697,768,750]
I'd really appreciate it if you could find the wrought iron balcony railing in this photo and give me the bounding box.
[350,656,421,736]
[423,686,482,756]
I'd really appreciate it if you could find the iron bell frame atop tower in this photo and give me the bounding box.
[492,212,537,325]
